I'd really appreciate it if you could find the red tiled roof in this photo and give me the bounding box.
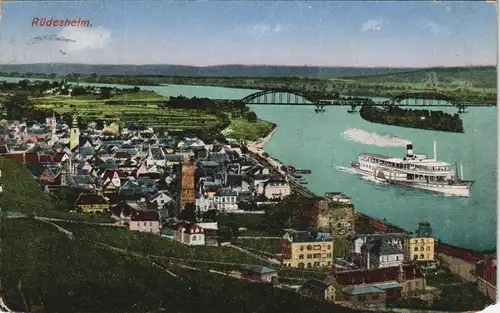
[102,170,122,181]
[335,265,423,286]
[39,154,54,163]
[53,152,67,162]
[175,222,203,233]
[435,243,484,264]
[74,193,109,206]
[110,201,133,217]
[7,153,25,162]
[130,210,159,222]
[25,153,40,165]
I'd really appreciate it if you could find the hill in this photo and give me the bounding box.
[0,218,371,313]
[0,63,421,78]
[345,66,496,89]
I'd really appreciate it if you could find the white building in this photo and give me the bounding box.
[174,222,205,246]
[361,239,404,269]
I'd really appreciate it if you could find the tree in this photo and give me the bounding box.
[217,222,239,242]
[201,209,217,222]
[178,204,197,222]
[245,111,258,122]
[5,93,35,120]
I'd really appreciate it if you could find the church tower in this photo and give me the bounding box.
[69,114,80,151]
[51,112,57,138]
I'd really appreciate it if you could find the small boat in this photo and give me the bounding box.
[296,169,312,174]
[294,175,303,179]
[347,109,357,113]
[299,181,309,185]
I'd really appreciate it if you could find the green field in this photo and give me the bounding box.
[224,117,274,141]
[55,222,264,264]
[1,218,364,313]
[32,91,274,139]
[33,92,223,131]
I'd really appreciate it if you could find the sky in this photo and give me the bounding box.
[0,1,496,67]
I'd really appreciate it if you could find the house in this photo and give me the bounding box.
[73,193,110,214]
[261,180,291,200]
[213,188,238,211]
[148,191,173,209]
[325,264,426,302]
[350,234,405,267]
[173,222,205,246]
[241,265,278,285]
[404,222,435,262]
[341,285,387,305]
[281,228,334,269]
[299,279,336,301]
[129,210,160,234]
[361,239,404,269]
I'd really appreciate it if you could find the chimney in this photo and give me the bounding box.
[406,144,414,157]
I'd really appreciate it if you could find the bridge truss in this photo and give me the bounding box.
[240,89,494,113]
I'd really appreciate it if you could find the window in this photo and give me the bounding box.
[371,295,379,300]
[327,253,332,258]
[420,254,425,259]
[420,247,425,251]
[299,254,304,260]
[358,295,366,301]
[150,222,153,226]
[143,222,146,226]
[313,245,321,250]
[307,263,312,268]
[414,247,418,252]
[413,255,418,260]
[193,236,196,241]
[426,246,430,251]
[327,261,331,266]
[307,245,312,250]
[327,245,331,250]
[307,254,312,259]
[300,246,304,251]
[396,256,399,261]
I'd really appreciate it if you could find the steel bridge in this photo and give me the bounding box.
[239,88,495,113]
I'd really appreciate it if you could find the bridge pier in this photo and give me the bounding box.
[347,104,357,113]
[314,104,326,113]
[457,105,468,114]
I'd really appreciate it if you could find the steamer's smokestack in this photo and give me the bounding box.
[406,143,414,158]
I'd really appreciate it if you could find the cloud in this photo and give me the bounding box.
[243,23,289,37]
[423,20,450,36]
[361,18,384,32]
[57,26,111,52]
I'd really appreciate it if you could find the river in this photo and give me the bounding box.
[1,76,497,251]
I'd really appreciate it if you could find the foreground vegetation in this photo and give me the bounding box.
[360,105,464,133]
[0,157,113,222]
[1,219,369,313]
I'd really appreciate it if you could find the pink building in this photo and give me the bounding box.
[262,180,291,200]
[129,210,161,234]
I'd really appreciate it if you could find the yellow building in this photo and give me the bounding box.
[281,228,334,269]
[405,222,435,262]
[69,114,80,151]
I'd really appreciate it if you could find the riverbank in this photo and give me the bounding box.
[246,122,277,155]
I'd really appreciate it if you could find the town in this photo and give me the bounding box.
[0,91,495,312]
